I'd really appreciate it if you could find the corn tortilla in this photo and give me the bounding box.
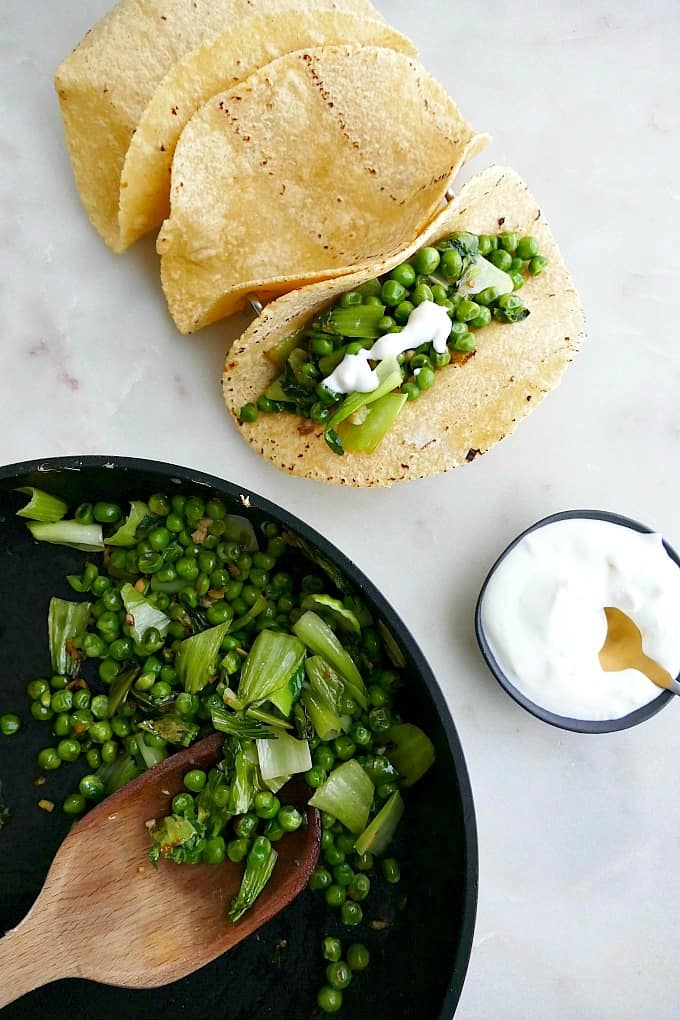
[119,14,415,250]
[54,0,385,253]
[222,166,585,487]
[158,45,488,332]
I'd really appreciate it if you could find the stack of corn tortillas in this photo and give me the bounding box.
[56,0,584,487]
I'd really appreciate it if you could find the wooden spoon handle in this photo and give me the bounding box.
[0,916,66,1008]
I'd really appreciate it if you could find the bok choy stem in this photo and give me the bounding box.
[16,487,68,523]
[48,597,90,676]
[293,612,367,709]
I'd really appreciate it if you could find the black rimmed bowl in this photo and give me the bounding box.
[0,456,477,1020]
[475,509,679,734]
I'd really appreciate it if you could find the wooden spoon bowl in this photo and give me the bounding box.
[0,733,320,1008]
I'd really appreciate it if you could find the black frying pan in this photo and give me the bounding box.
[0,456,477,1020]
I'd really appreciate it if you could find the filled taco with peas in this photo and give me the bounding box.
[223,166,585,487]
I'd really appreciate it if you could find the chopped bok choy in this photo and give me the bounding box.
[16,487,68,522]
[309,759,374,834]
[48,597,90,676]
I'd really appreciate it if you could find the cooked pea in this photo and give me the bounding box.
[440,248,463,281]
[389,263,416,288]
[469,306,492,329]
[382,857,401,883]
[412,246,440,275]
[453,331,477,353]
[381,279,406,307]
[516,235,539,259]
[394,300,415,325]
[529,255,549,275]
[499,231,518,253]
[346,943,370,972]
[0,714,21,736]
[340,900,363,927]
[489,249,513,271]
[317,986,343,1014]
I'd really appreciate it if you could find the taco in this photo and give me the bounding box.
[222,166,585,487]
[157,45,488,332]
[54,0,388,253]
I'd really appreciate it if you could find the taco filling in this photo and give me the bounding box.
[238,231,549,456]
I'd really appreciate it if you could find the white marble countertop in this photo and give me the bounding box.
[2,1,680,1016]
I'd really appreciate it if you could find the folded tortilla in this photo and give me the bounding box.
[222,166,585,487]
[157,45,488,332]
[55,0,387,253]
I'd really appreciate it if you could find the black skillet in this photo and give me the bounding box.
[0,456,477,1020]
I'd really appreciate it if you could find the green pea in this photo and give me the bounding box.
[381,279,406,308]
[321,830,335,852]
[27,678,50,700]
[101,740,118,764]
[440,249,463,281]
[350,723,371,748]
[529,255,549,275]
[369,707,392,733]
[338,290,362,308]
[453,331,477,353]
[203,837,226,865]
[51,690,73,714]
[37,747,61,771]
[56,737,80,762]
[510,271,525,291]
[74,502,95,525]
[390,300,413,326]
[98,658,120,684]
[91,694,109,719]
[430,283,449,304]
[184,769,207,793]
[93,501,122,524]
[313,746,335,773]
[340,900,363,927]
[50,674,68,690]
[332,863,355,888]
[226,837,250,863]
[159,665,177,685]
[516,235,539,260]
[79,774,105,801]
[411,283,433,307]
[376,315,395,332]
[416,366,435,391]
[53,712,71,737]
[353,851,374,872]
[309,867,333,892]
[333,736,356,761]
[169,794,192,819]
[346,943,370,972]
[326,961,352,991]
[91,576,112,597]
[321,812,336,830]
[499,231,518,253]
[305,766,327,789]
[165,512,184,533]
[0,713,21,736]
[89,720,112,744]
[477,234,495,256]
[96,611,120,643]
[432,349,451,369]
[174,692,195,718]
[472,291,498,314]
[85,748,100,769]
[109,637,134,662]
[72,689,91,710]
[509,257,524,273]
[348,873,370,901]
[386,262,414,289]
[71,708,93,733]
[278,805,303,832]
[469,306,492,329]
[150,681,172,699]
[382,857,401,883]
[63,793,86,816]
[148,493,170,516]
[412,246,440,275]
[324,844,345,868]
[489,249,513,272]
[33,704,54,728]
[325,884,347,908]
[254,791,280,819]
[322,936,342,963]
[317,987,343,1014]
[455,299,481,323]
[401,381,420,402]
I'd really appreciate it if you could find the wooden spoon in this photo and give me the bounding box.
[0,732,320,1008]
[599,606,680,694]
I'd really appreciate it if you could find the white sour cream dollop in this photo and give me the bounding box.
[480,518,680,720]
[322,301,451,395]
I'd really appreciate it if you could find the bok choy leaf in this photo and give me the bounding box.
[16,487,67,522]
[48,597,90,676]
[293,612,367,709]
[237,631,305,709]
[176,621,231,694]
[309,759,374,834]
[256,729,311,782]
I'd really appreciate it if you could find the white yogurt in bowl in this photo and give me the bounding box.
[475,511,680,732]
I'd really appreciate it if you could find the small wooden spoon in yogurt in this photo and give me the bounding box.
[599,606,680,695]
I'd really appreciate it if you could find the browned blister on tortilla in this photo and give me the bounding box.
[158,45,488,332]
[54,0,389,252]
[222,166,585,487]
